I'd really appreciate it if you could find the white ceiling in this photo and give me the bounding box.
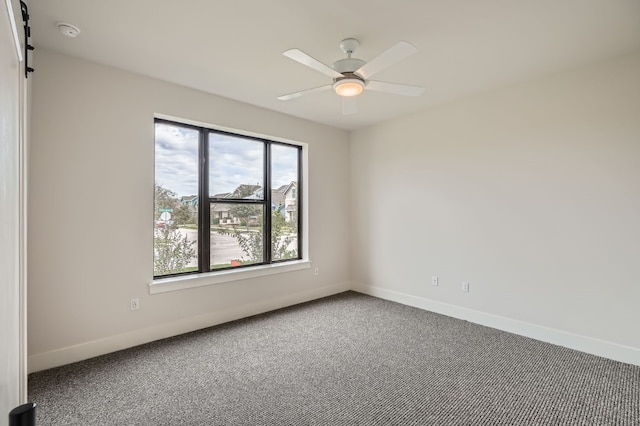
[28,0,640,130]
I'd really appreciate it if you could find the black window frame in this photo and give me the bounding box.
[154,118,302,279]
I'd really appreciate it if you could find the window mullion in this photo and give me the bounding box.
[296,146,302,260]
[199,129,210,273]
[264,143,272,264]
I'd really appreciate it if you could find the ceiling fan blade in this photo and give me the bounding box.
[283,49,343,79]
[355,41,418,80]
[342,97,358,115]
[278,84,332,101]
[366,80,425,97]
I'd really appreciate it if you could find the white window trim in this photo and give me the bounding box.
[149,260,311,294]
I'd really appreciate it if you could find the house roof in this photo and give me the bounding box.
[271,181,296,206]
[231,184,262,198]
[212,192,231,199]
[195,183,296,207]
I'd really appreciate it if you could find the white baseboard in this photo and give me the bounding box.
[28,282,350,373]
[353,283,640,367]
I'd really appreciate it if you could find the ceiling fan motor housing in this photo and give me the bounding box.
[332,58,366,76]
[333,71,365,85]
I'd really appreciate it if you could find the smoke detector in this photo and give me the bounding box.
[57,22,80,38]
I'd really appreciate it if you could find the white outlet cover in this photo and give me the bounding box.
[461,282,469,292]
[432,276,438,286]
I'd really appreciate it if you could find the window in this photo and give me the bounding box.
[154,118,302,279]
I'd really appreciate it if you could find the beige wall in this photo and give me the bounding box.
[351,53,640,364]
[29,47,640,371]
[28,50,351,372]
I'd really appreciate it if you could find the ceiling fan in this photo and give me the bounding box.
[278,38,425,115]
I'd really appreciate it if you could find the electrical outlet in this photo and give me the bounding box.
[432,276,438,286]
[130,298,140,311]
[461,282,469,292]
[314,267,319,276]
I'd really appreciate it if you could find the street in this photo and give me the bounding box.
[178,228,244,266]
[177,227,297,267]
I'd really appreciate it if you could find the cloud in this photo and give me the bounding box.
[155,123,300,197]
[271,144,298,188]
[209,133,264,195]
[155,123,199,196]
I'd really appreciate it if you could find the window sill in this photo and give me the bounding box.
[149,260,311,294]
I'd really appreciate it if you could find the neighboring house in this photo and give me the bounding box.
[212,205,238,224]
[210,192,237,224]
[271,181,297,222]
[212,192,231,199]
[231,184,261,198]
[245,187,263,200]
[198,183,298,225]
[180,195,198,214]
[271,184,286,208]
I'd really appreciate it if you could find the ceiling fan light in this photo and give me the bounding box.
[333,79,364,97]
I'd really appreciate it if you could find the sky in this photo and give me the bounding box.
[155,122,298,198]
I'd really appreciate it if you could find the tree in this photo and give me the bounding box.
[173,203,194,225]
[154,183,196,275]
[271,208,297,260]
[218,209,296,264]
[154,226,196,275]
[229,204,261,230]
[154,183,179,219]
[155,183,196,225]
[229,228,263,264]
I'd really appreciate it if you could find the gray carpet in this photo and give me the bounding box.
[29,291,640,425]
